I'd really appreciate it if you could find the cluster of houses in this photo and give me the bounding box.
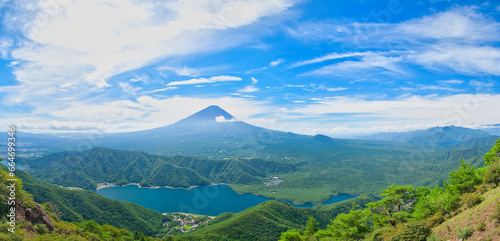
[265,176,284,186]
[163,214,211,233]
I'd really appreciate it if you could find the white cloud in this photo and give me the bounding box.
[408,44,500,76]
[251,77,259,84]
[167,75,242,86]
[215,116,236,122]
[469,79,495,88]
[18,95,270,133]
[283,84,307,88]
[290,7,500,78]
[397,7,500,43]
[396,84,464,92]
[157,66,204,77]
[279,94,500,136]
[0,38,12,58]
[1,0,295,105]
[290,51,369,68]
[325,87,348,91]
[238,85,259,92]
[144,87,178,93]
[270,58,284,67]
[118,82,141,94]
[130,77,146,83]
[5,93,500,137]
[308,83,348,92]
[305,52,406,77]
[438,79,463,85]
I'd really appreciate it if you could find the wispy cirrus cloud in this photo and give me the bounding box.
[438,79,463,85]
[408,44,500,76]
[270,58,284,67]
[144,87,178,94]
[290,7,500,78]
[238,85,259,93]
[303,52,406,77]
[289,51,369,68]
[0,0,296,106]
[395,83,465,93]
[167,75,242,86]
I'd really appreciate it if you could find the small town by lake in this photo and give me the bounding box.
[96,184,355,216]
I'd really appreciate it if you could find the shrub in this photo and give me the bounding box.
[493,203,500,224]
[476,221,486,231]
[474,184,488,194]
[484,161,500,185]
[457,227,473,240]
[426,234,443,241]
[426,213,444,228]
[460,193,483,208]
[35,223,49,235]
[389,221,431,241]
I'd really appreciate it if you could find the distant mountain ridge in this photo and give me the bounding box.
[355,125,492,145]
[27,147,297,190]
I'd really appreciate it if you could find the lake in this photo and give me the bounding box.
[96,184,356,216]
[0,161,27,171]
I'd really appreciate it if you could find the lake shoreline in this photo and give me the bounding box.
[97,182,356,207]
[96,182,225,191]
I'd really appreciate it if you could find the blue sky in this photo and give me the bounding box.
[0,0,499,137]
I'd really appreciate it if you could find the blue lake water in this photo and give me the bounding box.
[96,184,356,216]
[0,161,27,170]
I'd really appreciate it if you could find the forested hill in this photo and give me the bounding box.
[277,137,500,240]
[177,195,377,241]
[14,169,168,236]
[25,147,297,190]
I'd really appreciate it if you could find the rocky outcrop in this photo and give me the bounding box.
[34,205,55,231]
[15,202,55,233]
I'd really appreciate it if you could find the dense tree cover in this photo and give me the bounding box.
[15,169,168,236]
[484,138,500,165]
[172,194,377,241]
[279,138,500,240]
[0,167,155,241]
[26,147,297,190]
[0,163,36,221]
[230,138,494,204]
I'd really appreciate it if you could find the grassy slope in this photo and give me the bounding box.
[177,194,377,241]
[432,186,500,240]
[16,170,167,236]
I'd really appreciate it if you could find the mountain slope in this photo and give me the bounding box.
[408,126,491,145]
[1,168,157,241]
[356,126,491,145]
[26,147,297,190]
[432,185,500,240]
[15,169,167,236]
[178,195,377,241]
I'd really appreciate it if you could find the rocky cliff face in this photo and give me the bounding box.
[15,202,55,233]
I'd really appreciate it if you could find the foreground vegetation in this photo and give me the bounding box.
[12,169,168,236]
[0,166,157,240]
[175,194,377,241]
[279,138,500,240]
